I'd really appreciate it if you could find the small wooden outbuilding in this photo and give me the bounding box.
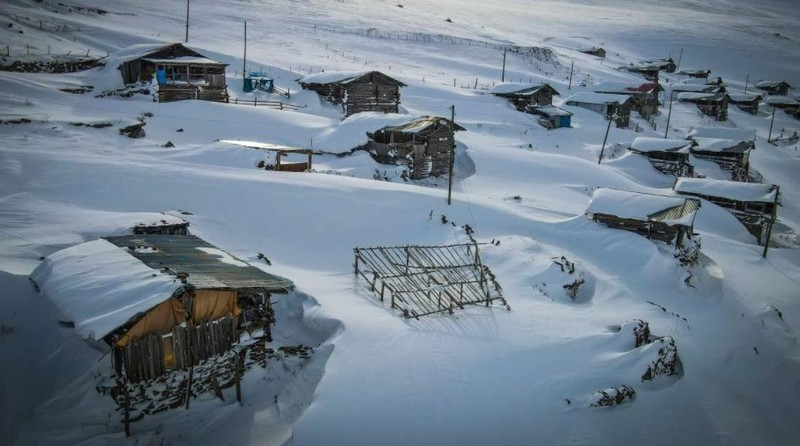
[297,71,406,117]
[678,68,711,79]
[564,92,634,127]
[30,234,294,383]
[755,81,792,96]
[647,58,677,73]
[593,81,663,118]
[366,116,465,179]
[586,188,700,246]
[673,178,779,244]
[112,43,228,103]
[728,93,762,115]
[766,96,800,115]
[671,83,723,94]
[579,47,607,58]
[625,64,661,82]
[628,137,694,177]
[489,83,561,111]
[677,92,730,121]
[688,137,755,181]
[529,105,573,129]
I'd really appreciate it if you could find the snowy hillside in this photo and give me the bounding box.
[1,0,800,445]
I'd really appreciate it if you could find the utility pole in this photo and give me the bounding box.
[768,106,776,143]
[762,186,779,258]
[676,47,684,69]
[447,105,455,205]
[598,105,616,164]
[743,74,750,94]
[664,90,675,138]
[501,47,507,82]
[185,0,190,43]
[568,60,574,90]
[243,20,247,78]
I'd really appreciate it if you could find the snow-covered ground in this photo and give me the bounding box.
[1,0,800,445]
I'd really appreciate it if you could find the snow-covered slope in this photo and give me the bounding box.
[1,1,799,445]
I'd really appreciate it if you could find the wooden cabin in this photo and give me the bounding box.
[579,47,606,58]
[766,96,800,115]
[564,92,634,127]
[670,83,722,94]
[628,137,694,177]
[677,92,730,121]
[688,137,755,181]
[674,178,778,244]
[586,188,700,246]
[489,83,561,111]
[647,58,677,73]
[593,81,663,118]
[678,68,711,80]
[132,214,190,235]
[755,81,792,96]
[625,64,660,82]
[365,116,465,180]
[113,43,228,103]
[728,93,762,115]
[30,234,294,383]
[297,71,406,117]
[529,105,573,129]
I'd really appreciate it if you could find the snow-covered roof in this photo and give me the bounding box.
[593,81,659,94]
[756,80,791,88]
[297,70,366,84]
[530,105,573,117]
[686,126,756,141]
[586,188,700,225]
[489,83,558,96]
[376,116,464,134]
[766,96,799,106]
[564,92,631,105]
[30,239,183,341]
[629,137,692,153]
[142,56,226,66]
[103,42,211,69]
[677,92,727,102]
[674,178,778,203]
[691,137,753,153]
[678,68,711,75]
[670,84,720,93]
[728,93,762,102]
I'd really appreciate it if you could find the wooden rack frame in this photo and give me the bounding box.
[353,243,506,318]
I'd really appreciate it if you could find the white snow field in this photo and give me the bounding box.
[1,0,800,445]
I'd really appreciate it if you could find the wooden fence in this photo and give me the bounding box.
[230,97,304,111]
[114,317,238,383]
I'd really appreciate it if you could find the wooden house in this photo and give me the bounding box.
[297,71,406,117]
[728,93,762,115]
[755,80,792,96]
[628,137,694,177]
[670,83,723,94]
[586,188,700,246]
[489,83,561,111]
[673,178,778,244]
[647,58,677,73]
[579,47,606,58]
[677,92,730,121]
[766,96,800,115]
[625,64,660,82]
[112,43,228,103]
[678,68,711,79]
[593,81,663,118]
[365,116,465,179]
[564,92,634,127]
[529,105,573,129]
[30,234,293,383]
[688,137,755,181]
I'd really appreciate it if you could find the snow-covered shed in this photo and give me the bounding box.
[646,58,677,73]
[755,80,792,96]
[625,64,661,82]
[365,116,465,179]
[586,188,700,245]
[529,105,573,129]
[564,92,634,127]
[687,137,755,181]
[766,96,800,114]
[30,235,294,383]
[593,81,663,118]
[677,92,730,121]
[728,93,762,114]
[673,178,779,244]
[628,137,694,177]
[686,126,756,141]
[111,43,228,103]
[670,83,723,94]
[297,71,406,117]
[678,68,711,79]
[489,83,561,111]
[132,213,190,235]
[579,47,606,58]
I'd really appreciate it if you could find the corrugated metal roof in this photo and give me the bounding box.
[104,235,293,292]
